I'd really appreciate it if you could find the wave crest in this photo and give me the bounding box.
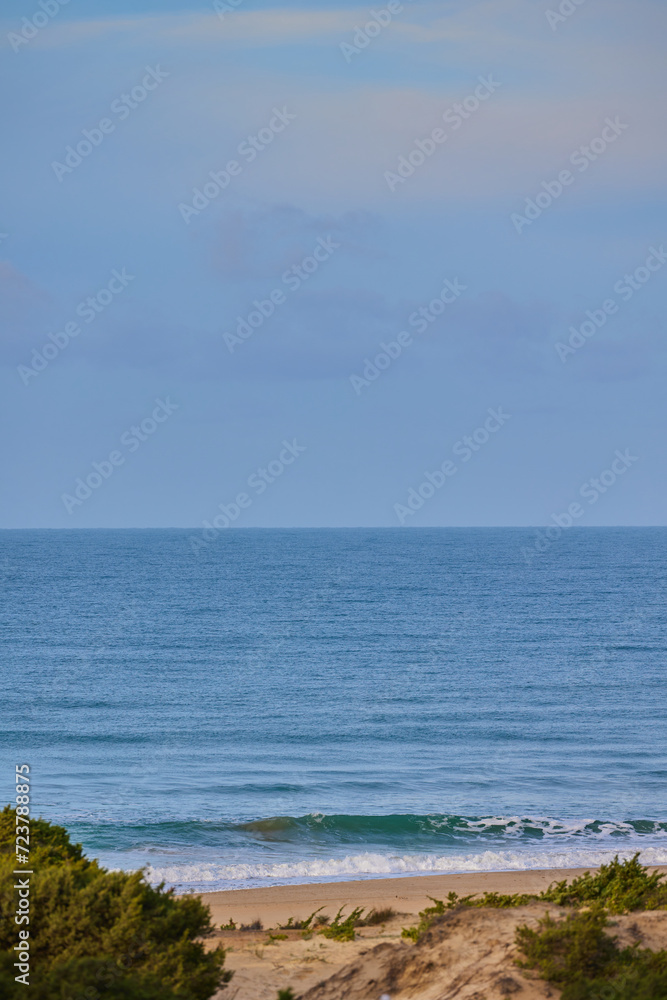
[236,813,667,845]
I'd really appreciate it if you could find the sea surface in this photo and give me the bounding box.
[2,528,667,892]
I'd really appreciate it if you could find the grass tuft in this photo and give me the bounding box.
[318,907,365,942]
[279,907,328,931]
[358,906,397,926]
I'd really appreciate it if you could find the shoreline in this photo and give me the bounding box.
[194,865,667,928]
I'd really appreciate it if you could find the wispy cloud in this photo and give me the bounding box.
[200,204,381,281]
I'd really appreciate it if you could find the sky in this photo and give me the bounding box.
[0,0,665,528]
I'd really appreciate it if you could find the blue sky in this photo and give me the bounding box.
[0,0,665,527]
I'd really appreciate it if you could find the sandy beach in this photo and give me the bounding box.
[196,867,667,999]
[198,866,610,928]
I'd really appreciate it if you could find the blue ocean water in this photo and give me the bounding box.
[1,528,667,892]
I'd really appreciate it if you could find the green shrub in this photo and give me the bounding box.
[517,906,617,985]
[279,907,327,931]
[401,855,667,941]
[0,805,231,1000]
[279,905,392,941]
[318,907,365,942]
[517,906,667,999]
[540,854,667,913]
[401,896,448,941]
[400,888,535,936]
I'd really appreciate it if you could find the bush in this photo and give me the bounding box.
[517,906,667,999]
[0,806,231,1000]
[540,854,667,913]
[517,906,618,985]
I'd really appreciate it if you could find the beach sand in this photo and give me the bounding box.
[199,866,603,928]
[196,867,667,999]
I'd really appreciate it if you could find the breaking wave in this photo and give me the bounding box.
[148,844,667,891]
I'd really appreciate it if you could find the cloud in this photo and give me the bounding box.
[19,0,667,72]
[21,8,380,50]
[9,2,665,212]
[2,0,664,386]
[0,256,662,388]
[196,203,382,281]
[150,77,664,210]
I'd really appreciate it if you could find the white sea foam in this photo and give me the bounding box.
[146,845,667,890]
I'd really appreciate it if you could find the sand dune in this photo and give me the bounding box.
[200,867,667,999]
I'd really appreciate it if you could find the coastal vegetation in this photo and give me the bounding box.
[518,905,667,999]
[400,855,667,999]
[275,905,397,941]
[401,854,667,942]
[278,907,328,931]
[0,806,231,1000]
[317,906,365,942]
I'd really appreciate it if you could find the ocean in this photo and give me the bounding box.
[2,527,666,892]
